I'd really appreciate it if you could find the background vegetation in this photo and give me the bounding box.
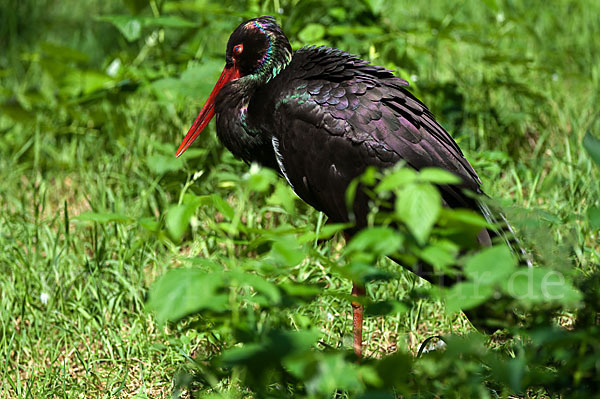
[1,0,599,397]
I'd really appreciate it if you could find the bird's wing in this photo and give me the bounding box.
[258,46,482,224]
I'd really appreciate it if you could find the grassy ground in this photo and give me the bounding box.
[1,0,599,397]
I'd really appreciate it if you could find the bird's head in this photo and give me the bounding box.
[176,16,292,157]
[226,16,292,78]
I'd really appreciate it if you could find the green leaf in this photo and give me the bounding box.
[375,167,416,193]
[345,226,404,257]
[74,211,133,224]
[97,15,143,41]
[230,271,281,304]
[305,352,361,396]
[395,183,441,245]
[143,15,198,28]
[146,154,185,174]
[138,217,160,232]
[40,42,89,64]
[219,343,264,365]
[165,203,197,242]
[327,25,384,36]
[365,300,409,316]
[96,15,197,42]
[0,101,35,123]
[280,283,323,298]
[298,222,352,244]
[440,208,491,228]
[587,206,600,230]
[501,267,582,305]
[583,131,600,168]
[418,168,462,184]
[79,70,114,95]
[122,0,148,14]
[147,269,227,324]
[211,194,234,221]
[267,183,297,214]
[334,261,392,282]
[221,329,319,366]
[298,23,326,42]
[417,242,458,270]
[464,245,516,285]
[446,281,494,313]
[269,235,306,267]
[246,165,277,192]
[489,356,526,394]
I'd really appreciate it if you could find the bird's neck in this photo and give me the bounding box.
[214,79,279,169]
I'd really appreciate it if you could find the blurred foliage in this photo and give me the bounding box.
[1,0,599,398]
[147,166,598,398]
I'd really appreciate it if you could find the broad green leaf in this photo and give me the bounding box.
[418,168,462,184]
[269,236,306,267]
[375,352,414,390]
[395,183,441,245]
[211,194,234,221]
[362,0,387,16]
[138,217,159,232]
[439,208,490,228]
[327,25,384,36]
[151,60,222,103]
[280,283,323,298]
[97,15,142,41]
[334,261,392,282]
[0,101,35,123]
[165,203,196,242]
[146,154,185,174]
[74,211,133,223]
[267,183,297,214]
[246,165,277,192]
[345,226,404,257]
[40,42,89,64]
[417,242,458,270]
[587,206,600,230]
[305,352,361,396]
[143,15,198,28]
[298,222,352,244]
[464,245,516,285]
[60,69,115,96]
[489,356,526,394]
[80,70,114,94]
[221,330,319,366]
[446,281,494,313]
[147,269,227,324]
[375,168,416,193]
[219,343,264,365]
[501,267,582,305]
[122,0,148,14]
[298,23,326,42]
[365,300,409,316]
[229,271,281,304]
[583,131,600,168]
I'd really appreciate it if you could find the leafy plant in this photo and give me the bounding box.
[1,0,599,397]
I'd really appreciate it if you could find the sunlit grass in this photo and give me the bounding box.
[1,0,599,397]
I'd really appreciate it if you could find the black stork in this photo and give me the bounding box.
[176,16,516,357]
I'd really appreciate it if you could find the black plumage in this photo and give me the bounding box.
[247,44,484,231]
[176,16,522,356]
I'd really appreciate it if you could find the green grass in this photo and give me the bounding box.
[1,0,599,397]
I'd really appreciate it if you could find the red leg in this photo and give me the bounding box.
[351,282,365,358]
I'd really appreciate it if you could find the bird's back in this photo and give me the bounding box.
[249,46,484,226]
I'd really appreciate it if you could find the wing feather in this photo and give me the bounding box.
[256,46,483,223]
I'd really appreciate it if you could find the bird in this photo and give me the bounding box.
[175,16,522,357]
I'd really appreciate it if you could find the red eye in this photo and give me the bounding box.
[233,44,243,56]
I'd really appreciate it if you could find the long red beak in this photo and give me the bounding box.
[175,65,240,157]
